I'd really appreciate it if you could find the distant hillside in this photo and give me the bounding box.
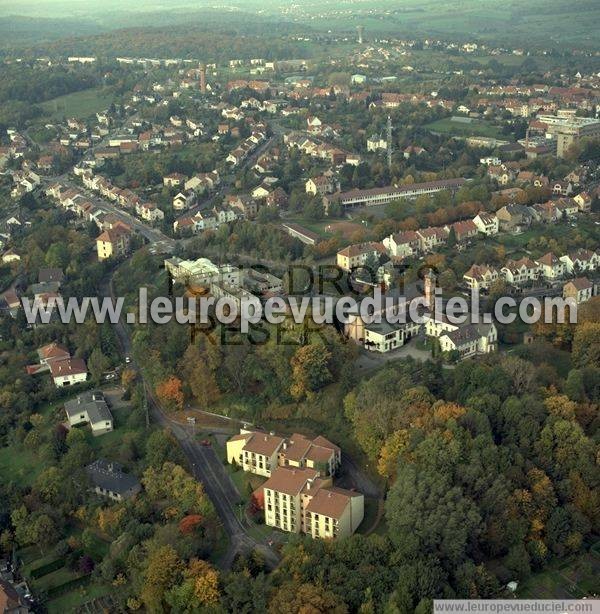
[0,0,598,53]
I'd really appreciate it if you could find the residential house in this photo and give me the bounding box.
[136,202,164,223]
[573,192,592,213]
[501,257,540,285]
[555,197,579,219]
[65,391,113,435]
[496,204,533,232]
[265,187,289,209]
[305,175,336,196]
[383,231,420,259]
[473,211,499,236]
[552,180,573,196]
[447,219,478,243]
[363,320,421,353]
[251,183,271,200]
[96,222,132,261]
[438,323,498,359]
[226,194,258,218]
[487,164,513,185]
[173,191,196,210]
[50,357,88,388]
[0,578,30,613]
[463,264,500,291]
[416,227,448,252]
[2,249,21,264]
[86,459,141,501]
[336,242,385,272]
[29,342,88,387]
[560,249,600,275]
[563,278,594,304]
[536,252,566,281]
[403,145,426,159]
[533,201,560,224]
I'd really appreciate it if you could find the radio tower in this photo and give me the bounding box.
[387,115,393,170]
[199,63,207,94]
[356,25,364,44]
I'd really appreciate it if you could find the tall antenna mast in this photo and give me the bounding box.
[387,115,393,170]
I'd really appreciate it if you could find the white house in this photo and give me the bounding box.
[473,211,499,236]
[536,252,565,281]
[439,323,497,359]
[65,390,113,436]
[563,278,594,304]
[383,231,420,259]
[463,264,500,291]
[501,258,540,285]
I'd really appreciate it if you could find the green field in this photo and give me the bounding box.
[46,583,113,614]
[426,116,506,139]
[39,87,114,120]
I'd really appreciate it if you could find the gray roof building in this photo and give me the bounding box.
[64,390,113,435]
[86,459,141,501]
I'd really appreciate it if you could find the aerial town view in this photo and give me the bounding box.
[0,0,599,611]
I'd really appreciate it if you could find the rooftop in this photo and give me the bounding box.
[65,390,111,425]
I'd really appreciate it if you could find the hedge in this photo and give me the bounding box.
[46,574,92,599]
[30,558,66,579]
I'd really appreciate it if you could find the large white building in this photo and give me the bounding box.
[164,257,241,286]
[536,114,600,157]
[323,178,466,212]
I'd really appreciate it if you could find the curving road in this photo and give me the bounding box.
[104,272,279,570]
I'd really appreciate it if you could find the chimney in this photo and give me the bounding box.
[199,63,207,95]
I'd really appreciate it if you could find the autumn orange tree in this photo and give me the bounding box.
[155,375,184,411]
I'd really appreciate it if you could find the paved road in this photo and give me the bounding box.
[104,272,279,570]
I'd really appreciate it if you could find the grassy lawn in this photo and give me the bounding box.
[282,215,330,239]
[0,444,44,487]
[226,463,266,504]
[0,394,83,485]
[426,116,506,139]
[46,582,113,614]
[33,566,81,593]
[39,87,115,120]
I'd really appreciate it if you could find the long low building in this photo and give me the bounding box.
[323,178,466,212]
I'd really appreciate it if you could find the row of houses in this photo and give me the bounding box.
[337,217,481,271]
[283,132,362,168]
[80,170,165,223]
[337,191,593,273]
[226,129,268,167]
[45,183,133,260]
[464,248,600,292]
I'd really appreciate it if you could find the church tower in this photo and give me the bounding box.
[424,268,436,312]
